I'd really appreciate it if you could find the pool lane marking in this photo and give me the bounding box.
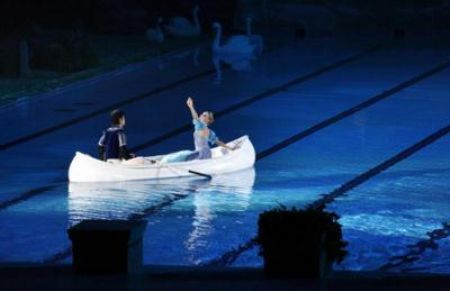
[42,248,72,264]
[308,124,450,210]
[0,44,385,210]
[379,222,450,271]
[206,124,450,267]
[131,44,384,152]
[256,60,450,160]
[0,182,63,211]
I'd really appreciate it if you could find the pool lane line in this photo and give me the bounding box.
[378,223,450,271]
[204,237,259,267]
[42,247,72,265]
[205,124,450,267]
[308,124,450,210]
[0,182,64,211]
[256,60,450,160]
[131,44,385,152]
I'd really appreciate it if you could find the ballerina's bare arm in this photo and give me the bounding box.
[186,97,199,120]
[216,139,235,151]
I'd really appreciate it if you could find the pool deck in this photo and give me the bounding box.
[1,264,449,290]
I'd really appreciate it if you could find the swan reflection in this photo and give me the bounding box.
[213,55,253,84]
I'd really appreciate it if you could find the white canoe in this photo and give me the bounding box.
[68,135,255,182]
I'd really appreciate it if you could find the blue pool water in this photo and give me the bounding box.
[0,34,449,273]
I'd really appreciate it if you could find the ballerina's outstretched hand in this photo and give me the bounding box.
[186,97,199,119]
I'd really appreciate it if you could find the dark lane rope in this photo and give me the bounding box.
[0,183,63,211]
[205,124,450,267]
[256,60,450,160]
[0,44,385,211]
[378,222,450,271]
[308,125,450,210]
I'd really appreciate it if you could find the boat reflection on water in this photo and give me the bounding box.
[184,168,256,257]
[68,168,256,228]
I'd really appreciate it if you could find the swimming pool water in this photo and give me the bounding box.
[0,35,449,273]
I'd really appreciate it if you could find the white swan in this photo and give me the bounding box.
[165,5,201,37]
[212,22,256,56]
[145,17,164,43]
[246,17,263,55]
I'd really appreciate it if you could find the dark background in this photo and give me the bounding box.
[0,0,238,37]
[0,0,448,78]
[1,0,448,38]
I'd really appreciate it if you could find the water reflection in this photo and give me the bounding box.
[184,168,256,259]
[156,46,201,70]
[68,168,256,228]
[213,54,254,84]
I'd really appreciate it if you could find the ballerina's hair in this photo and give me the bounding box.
[207,111,214,123]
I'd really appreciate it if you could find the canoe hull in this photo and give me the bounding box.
[68,135,255,182]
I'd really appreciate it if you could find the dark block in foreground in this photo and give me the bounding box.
[68,220,147,274]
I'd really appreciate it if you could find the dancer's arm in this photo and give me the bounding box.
[186,97,199,120]
[118,130,134,160]
[98,131,106,160]
[216,140,235,151]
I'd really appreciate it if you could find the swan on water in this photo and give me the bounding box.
[212,22,256,56]
[145,17,164,43]
[165,5,201,37]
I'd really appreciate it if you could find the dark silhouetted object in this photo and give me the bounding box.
[68,220,147,274]
[257,206,347,278]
